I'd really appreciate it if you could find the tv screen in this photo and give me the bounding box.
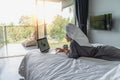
[90,13,112,30]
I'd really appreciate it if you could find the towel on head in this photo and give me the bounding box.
[66,23,91,47]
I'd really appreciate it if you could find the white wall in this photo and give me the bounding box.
[88,0,120,48]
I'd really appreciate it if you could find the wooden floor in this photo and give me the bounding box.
[0,43,37,80]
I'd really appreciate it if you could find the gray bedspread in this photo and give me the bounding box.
[19,49,120,80]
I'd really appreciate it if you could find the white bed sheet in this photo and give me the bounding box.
[19,49,120,80]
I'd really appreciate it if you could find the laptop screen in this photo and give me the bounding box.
[37,37,50,52]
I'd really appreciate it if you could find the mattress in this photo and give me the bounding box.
[19,49,120,80]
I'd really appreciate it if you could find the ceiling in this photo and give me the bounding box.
[38,0,74,9]
[39,0,62,2]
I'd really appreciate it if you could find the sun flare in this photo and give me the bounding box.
[0,0,71,25]
[36,1,61,24]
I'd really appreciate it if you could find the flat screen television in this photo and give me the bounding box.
[90,13,112,30]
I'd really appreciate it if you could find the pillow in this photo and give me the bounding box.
[22,39,37,47]
[22,31,37,47]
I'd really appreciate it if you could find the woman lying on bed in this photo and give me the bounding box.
[56,23,120,61]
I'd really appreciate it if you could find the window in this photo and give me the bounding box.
[36,1,75,48]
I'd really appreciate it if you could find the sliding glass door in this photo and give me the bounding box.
[0,26,6,57]
[36,0,75,48]
[0,0,36,57]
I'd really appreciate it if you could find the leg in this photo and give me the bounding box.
[94,46,120,61]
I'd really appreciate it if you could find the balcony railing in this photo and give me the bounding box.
[0,26,5,57]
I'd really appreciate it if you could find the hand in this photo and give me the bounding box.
[56,48,64,52]
[56,48,69,55]
[64,49,70,55]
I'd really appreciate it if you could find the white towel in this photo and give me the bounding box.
[66,23,91,47]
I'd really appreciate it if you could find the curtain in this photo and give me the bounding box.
[75,0,89,35]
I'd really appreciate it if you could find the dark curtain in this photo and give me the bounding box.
[75,0,89,35]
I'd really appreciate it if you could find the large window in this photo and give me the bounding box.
[0,26,5,57]
[36,1,75,48]
[0,0,36,56]
[0,0,36,44]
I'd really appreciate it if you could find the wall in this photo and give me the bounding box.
[88,0,120,48]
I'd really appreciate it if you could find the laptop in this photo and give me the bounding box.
[37,37,50,53]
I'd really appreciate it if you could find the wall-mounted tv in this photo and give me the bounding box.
[90,13,112,30]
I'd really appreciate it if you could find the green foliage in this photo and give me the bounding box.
[0,26,4,47]
[6,15,35,43]
[7,26,35,43]
[19,16,34,26]
[5,15,74,44]
[48,15,74,41]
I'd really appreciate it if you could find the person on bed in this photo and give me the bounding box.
[56,23,120,61]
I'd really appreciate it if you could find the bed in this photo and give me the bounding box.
[19,49,120,80]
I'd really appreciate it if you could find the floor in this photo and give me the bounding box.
[7,43,37,56]
[0,57,24,80]
[0,43,37,80]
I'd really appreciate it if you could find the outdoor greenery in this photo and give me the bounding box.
[0,14,74,49]
[7,26,35,43]
[0,26,4,47]
[47,15,74,48]
[48,15,74,41]
[6,15,35,43]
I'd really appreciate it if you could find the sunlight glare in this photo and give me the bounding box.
[0,0,72,25]
[36,1,61,24]
[0,0,35,25]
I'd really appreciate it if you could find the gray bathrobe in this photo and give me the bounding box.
[69,40,120,61]
[66,23,120,61]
